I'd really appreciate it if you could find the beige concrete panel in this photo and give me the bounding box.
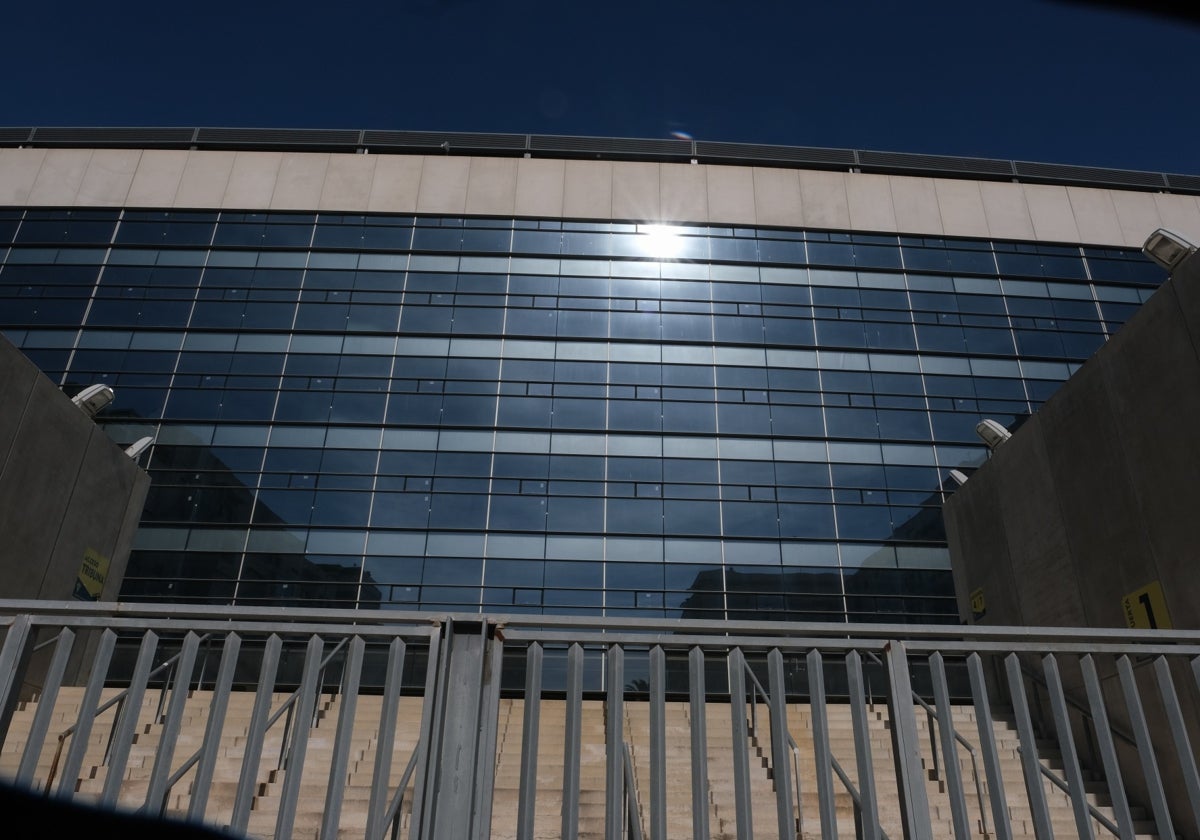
[76,149,140,206]
[1023,184,1080,243]
[798,170,850,230]
[612,161,660,221]
[126,150,188,207]
[0,149,47,206]
[562,160,613,219]
[318,152,377,212]
[367,154,423,213]
[175,151,235,210]
[887,175,943,235]
[754,167,803,228]
[1153,193,1200,243]
[1064,187,1122,245]
[933,178,989,238]
[845,173,897,232]
[28,149,93,205]
[979,181,1035,241]
[465,157,518,216]
[1110,190,1163,247]
[705,164,756,225]
[270,153,330,210]
[659,162,707,224]
[416,156,470,215]
[222,152,283,209]
[514,158,565,218]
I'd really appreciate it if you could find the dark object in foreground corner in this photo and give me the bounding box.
[0,781,243,840]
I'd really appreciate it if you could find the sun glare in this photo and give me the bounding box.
[638,224,683,259]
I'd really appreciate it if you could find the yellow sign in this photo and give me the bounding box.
[969,587,986,621]
[1122,580,1171,630]
[73,548,110,601]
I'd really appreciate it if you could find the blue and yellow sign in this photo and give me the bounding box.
[73,548,109,601]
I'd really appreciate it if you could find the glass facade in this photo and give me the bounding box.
[0,208,1165,622]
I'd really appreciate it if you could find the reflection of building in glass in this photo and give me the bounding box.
[0,134,1185,623]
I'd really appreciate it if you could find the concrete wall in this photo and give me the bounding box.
[0,333,149,601]
[944,253,1200,632]
[944,254,1200,838]
[2,148,1200,248]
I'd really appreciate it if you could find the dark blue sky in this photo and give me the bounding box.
[5,1,1200,174]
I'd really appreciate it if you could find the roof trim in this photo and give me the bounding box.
[1,126,1196,196]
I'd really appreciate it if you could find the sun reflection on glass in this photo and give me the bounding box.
[637,224,683,259]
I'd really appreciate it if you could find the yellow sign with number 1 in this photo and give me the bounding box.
[1122,581,1170,629]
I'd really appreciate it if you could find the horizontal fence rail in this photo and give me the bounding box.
[0,600,1198,840]
[1,127,1198,195]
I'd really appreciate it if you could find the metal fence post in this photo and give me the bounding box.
[883,640,932,840]
[727,647,753,840]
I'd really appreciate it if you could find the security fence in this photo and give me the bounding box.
[0,600,1197,840]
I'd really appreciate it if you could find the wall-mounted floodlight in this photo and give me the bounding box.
[124,436,154,460]
[948,469,969,487]
[1142,228,1198,273]
[975,419,1012,451]
[71,384,114,418]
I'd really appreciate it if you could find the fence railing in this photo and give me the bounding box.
[0,600,1198,840]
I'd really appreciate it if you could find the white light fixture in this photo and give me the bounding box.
[1142,228,1198,273]
[71,384,115,418]
[124,435,155,460]
[948,469,969,487]
[975,419,1012,451]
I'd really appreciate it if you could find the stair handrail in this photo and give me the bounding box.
[622,740,645,840]
[1017,745,1123,836]
[385,747,422,840]
[1016,657,1137,747]
[863,649,990,838]
[744,659,894,839]
[42,637,208,794]
[741,662,805,837]
[266,636,349,770]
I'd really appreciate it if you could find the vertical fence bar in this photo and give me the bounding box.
[143,631,201,812]
[649,645,666,840]
[100,630,159,806]
[321,636,365,840]
[1004,654,1054,840]
[562,642,583,840]
[966,653,1013,840]
[688,646,710,840]
[16,627,74,786]
[472,626,503,840]
[807,648,837,840]
[275,634,324,840]
[57,628,117,797]
[516,642,543,840]
[407,627,443,840]
[1152,655,1200,833]
[767,649,796,840]
[930,652,971,840]
[0,614,33,745]
[728,647,753,840]
[230,634,283,833]
[365,637,406,840]
[606,644,625,840]
[1077,655,1133,840]
[1042,654,1095,840]
[884,641,932,840]
[1116,655,1174,840]
[187,631,241,822]
[846,650,881,840]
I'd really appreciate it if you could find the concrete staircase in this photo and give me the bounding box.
[0,687,1159,839]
